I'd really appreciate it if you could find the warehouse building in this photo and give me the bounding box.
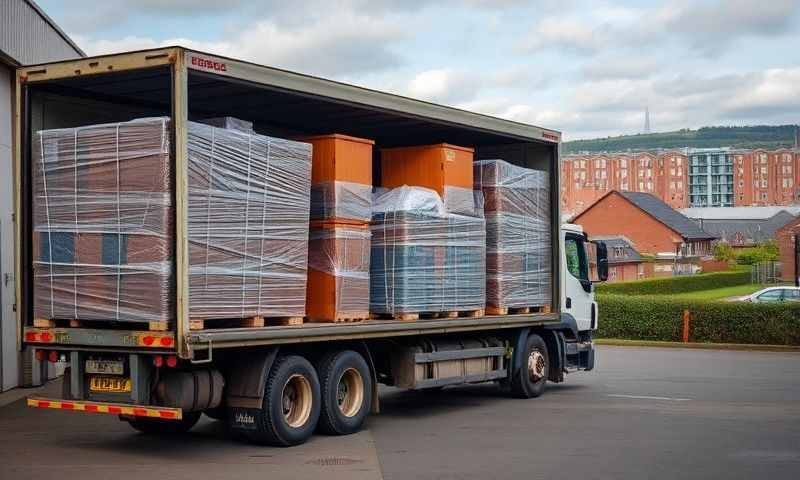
[1,0,84,391]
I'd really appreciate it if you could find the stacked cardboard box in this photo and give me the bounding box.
[302,134,374,321]
[187,121,312,320]
[32,117,174,324]
[370,186,485,316]
[474,159,551,311]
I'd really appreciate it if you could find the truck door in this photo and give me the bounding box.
[562,232,594,331]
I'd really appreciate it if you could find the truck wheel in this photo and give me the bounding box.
[250,355,320,446]
[510,333,549,398]
[124,411,201,435]
[317,350,372,435]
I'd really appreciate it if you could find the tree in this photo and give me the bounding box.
[713,242,735,262]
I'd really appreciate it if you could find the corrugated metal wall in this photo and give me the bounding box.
[1,1,83,391]
[0,0,83,65]
[0,64,17,391]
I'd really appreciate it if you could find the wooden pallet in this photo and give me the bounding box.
[485,305,551,316]
[33,317,171,331]
[307,312,369,324]
[372,309,485,322]
[370,312,420,321]
[193,316,305,330]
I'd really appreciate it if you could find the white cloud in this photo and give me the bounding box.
[520,16,605,55]
[74,12,406,77]
[521,0,800,59]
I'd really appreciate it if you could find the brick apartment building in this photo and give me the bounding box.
[562,148,800,218]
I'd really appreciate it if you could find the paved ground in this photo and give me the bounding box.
[1,345,798,480]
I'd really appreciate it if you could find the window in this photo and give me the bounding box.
[757,290,783,301]
[565,237,588,281]
[784,290,800,302]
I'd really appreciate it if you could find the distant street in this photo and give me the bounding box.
[1,345,799,480]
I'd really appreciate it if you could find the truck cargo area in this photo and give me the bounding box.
[17,48,561,357]
[15,48,601,448]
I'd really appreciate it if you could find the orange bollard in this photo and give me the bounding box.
[682,309,691,343]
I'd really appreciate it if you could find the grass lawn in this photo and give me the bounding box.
[667,283,778,301]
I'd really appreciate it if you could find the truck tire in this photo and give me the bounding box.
[124,411,201,435]
[249,355,320,446]
[510,333,549,398]
[316,350,372,435]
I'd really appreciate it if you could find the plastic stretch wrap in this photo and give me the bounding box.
[199,117,254,133]
[307,225,371,319]
[474,159,551,308]
[370,186,485,315]
[310,181,372,222]
[443,185,482,217]
[187,121,312,319]
[32,117,173,323]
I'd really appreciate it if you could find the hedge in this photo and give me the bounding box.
[596,294,800,345]
[596,270,751,296]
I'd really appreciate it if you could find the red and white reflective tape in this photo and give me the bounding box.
[27,397,182,420]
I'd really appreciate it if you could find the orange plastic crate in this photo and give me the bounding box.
[380,143,474,197]
[303,134,374,185]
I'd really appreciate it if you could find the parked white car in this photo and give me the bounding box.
[735,286,800,303]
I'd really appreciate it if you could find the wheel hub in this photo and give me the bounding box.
[527,350,546,382]
[336,368,364,418]
[281,374,312,428]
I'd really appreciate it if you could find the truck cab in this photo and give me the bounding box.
[561,223,607,332]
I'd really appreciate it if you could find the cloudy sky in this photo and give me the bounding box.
[39,0,800,140]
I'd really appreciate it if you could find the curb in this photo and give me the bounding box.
[594,338,800,353]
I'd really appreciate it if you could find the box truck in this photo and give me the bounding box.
[14,47,607,446]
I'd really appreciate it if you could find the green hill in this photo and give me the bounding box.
[563,125,798,154]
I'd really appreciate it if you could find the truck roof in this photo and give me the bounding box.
[19,46,561,145]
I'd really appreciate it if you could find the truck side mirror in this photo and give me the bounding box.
[594,241,608,282]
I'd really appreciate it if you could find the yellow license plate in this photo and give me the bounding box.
[89,376,131,393]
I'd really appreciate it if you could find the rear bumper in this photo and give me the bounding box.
[27,396,183,420]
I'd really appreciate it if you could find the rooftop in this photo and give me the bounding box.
[591,235,642,264]
[617,191,717,241]
[681,206,800,220]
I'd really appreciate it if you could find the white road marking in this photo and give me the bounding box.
[607,394,691,401]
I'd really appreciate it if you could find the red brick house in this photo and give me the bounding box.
[776,215,800,283]
[591,236,644,282]
[573,190,716,275]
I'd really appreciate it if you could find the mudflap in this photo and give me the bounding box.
[228,407,262,433]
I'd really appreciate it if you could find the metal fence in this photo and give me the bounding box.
[751,261,782,284]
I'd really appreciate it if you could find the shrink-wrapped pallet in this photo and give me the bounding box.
[306,222,371,321]
[370,186,485,316]
[305,134,374,223]
[32,117,173,323]
[474,159,551,309]
[187,121,312,320]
